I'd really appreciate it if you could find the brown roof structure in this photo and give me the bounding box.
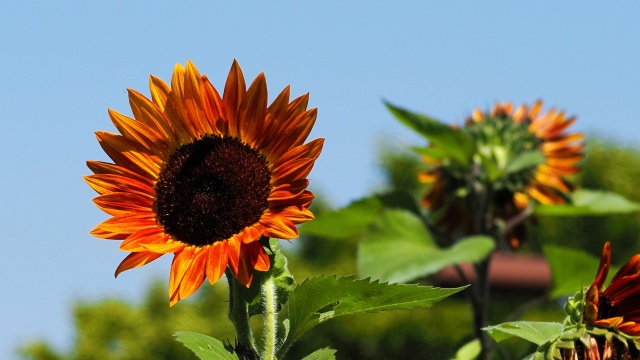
[433,253,551,291]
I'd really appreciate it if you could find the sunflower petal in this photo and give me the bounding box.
[271,158,317,186]
[612,254,640,283]
[184,60,213,134]
[226,236,242,279]
[268,179,309,203]
[168,63,201,140]
[128,88,178,148]
[238,73,267,146]
[140,240,186,254]
[149,75,171,111]
[270,138,324,171]
[261,215,299,239]
[119,227,167,252]
[169,247,196,305]
[233,241,269,287]
[176,248,208,301]
[201,76,226,135]
[95,132,161,179]
[108,109,168,156]
[243,241,270,272]
[269,109,318,158]
[206,241,229,284]
[91,213,157,239]
[222,60,246,136]
[239,225,264,244]
[84,173,154,196]
[86,161,155,186]
[115,251,163,277]
[93,192,153,216]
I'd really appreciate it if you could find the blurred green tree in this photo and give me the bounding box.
[20,282,235,360]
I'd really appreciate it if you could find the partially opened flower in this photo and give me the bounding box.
[558,335,639,360]
[584,242,640,336]
[536,242,640,359]
[420,100,582,248]
[85,60,323,305]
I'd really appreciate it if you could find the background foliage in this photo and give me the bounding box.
[20,139,640,360]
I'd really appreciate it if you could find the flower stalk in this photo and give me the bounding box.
[261,275,278,360]
[226,269,256,352]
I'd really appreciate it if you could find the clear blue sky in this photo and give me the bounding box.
[1,2,639,359]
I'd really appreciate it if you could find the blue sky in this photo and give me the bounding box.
[1,2,639,359]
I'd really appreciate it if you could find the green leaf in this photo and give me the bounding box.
[300,196,382,240]
[451,339,481,360]
[278,318,290,348]
[358,209,495,283]
[412,146,449,161]
[477,152,504,182]
[301,348,338,360]
[535,189,640,216]
[174,331,239,360]
[543,245,619,298]
[300,191,420,240]
[484,321,563,346]
[385,100,475,165]
[504,150,545,175]
[277,275,466,357]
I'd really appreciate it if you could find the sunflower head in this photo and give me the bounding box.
[85,60,323,305]
[420,100,583,249]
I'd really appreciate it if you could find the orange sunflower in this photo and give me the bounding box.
[584,242,640,336]
[420,101,583,248]
[85,60,323,305]
[471,100,584,205]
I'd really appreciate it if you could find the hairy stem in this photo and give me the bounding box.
[261,276,278,360]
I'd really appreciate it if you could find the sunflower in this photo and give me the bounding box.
[472,100,584,205]
[420,101,582,248]
[584,242,640,336]
[85,60,323,305]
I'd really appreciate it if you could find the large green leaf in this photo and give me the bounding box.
[385,101,475,166]
[300,191,420,240]
[358,209,495,283]
[174,331,239,360]
[301,348,337,360]
[543,245,619,298]
[277,275,466,357]
[484,321,563,346]
[535,189,640,216]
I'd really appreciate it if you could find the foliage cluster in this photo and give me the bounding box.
[20,140,640,360]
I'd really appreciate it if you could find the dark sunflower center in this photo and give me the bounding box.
[155,135,271,246]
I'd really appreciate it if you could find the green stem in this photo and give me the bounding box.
[467,168,495,360]
[226,268,256,351]
[473,257,492,360]
[262,276,278,360]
